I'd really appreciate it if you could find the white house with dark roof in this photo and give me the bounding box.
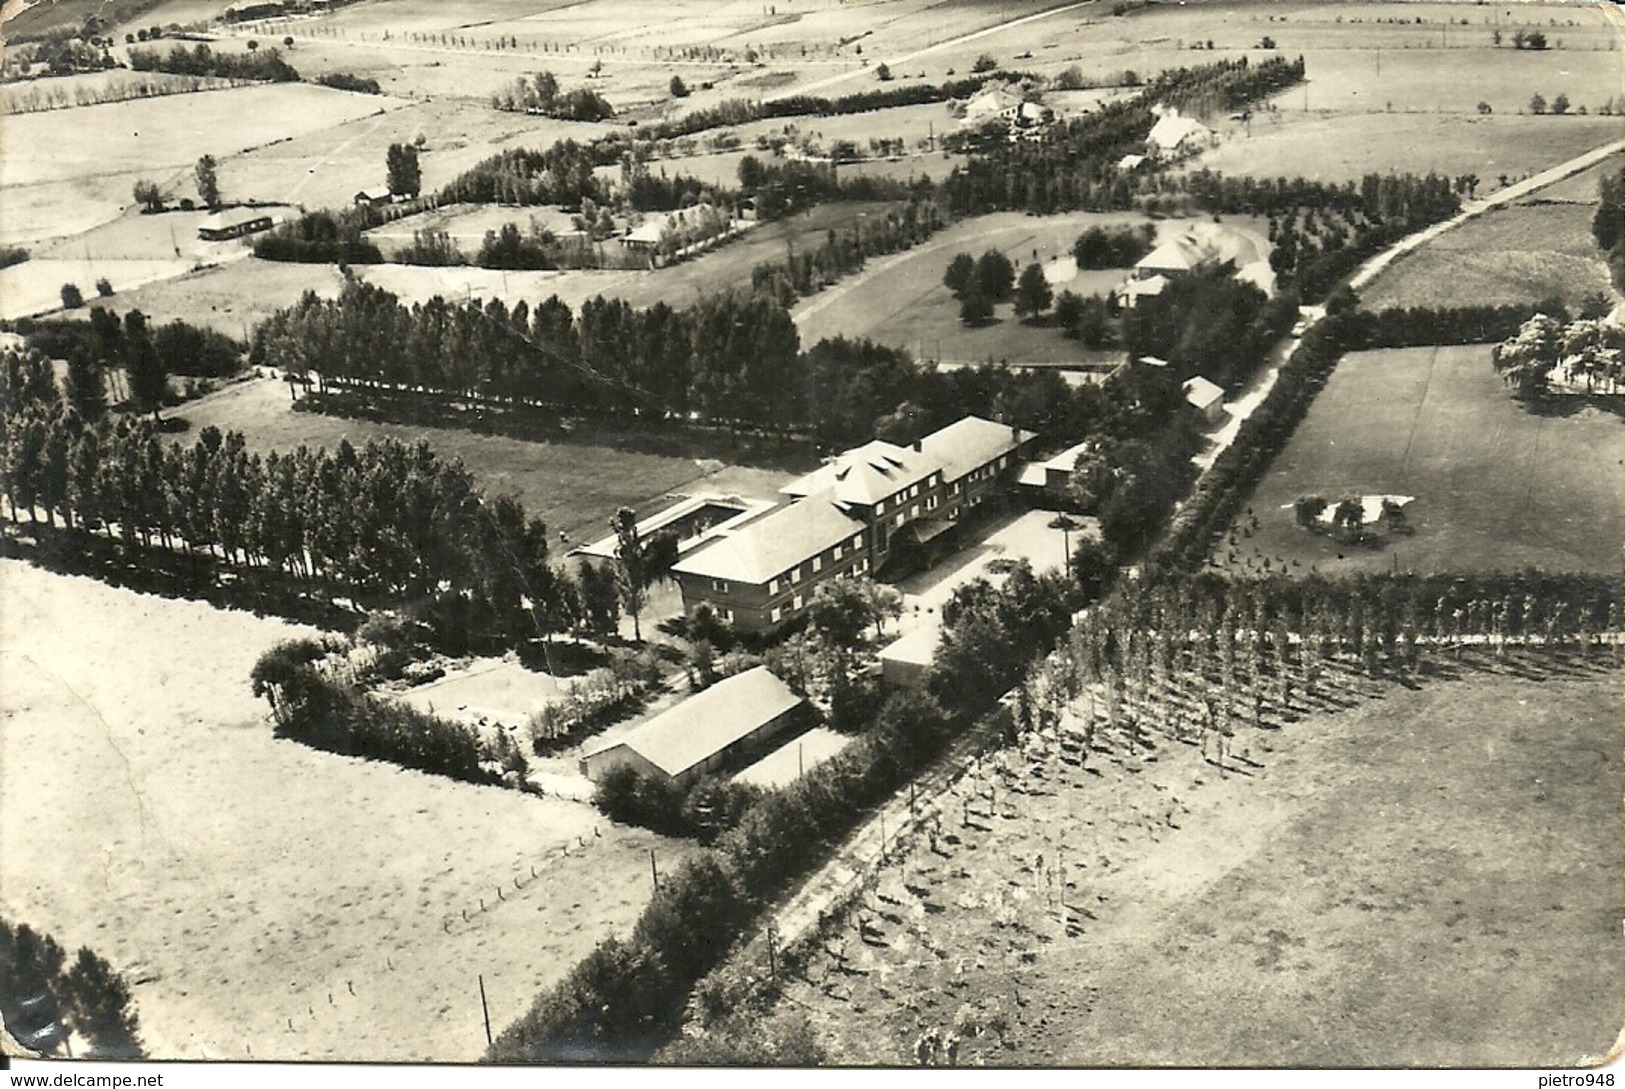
[578,667,806,788]
[670,416,1033,632]
[1145,106,1214,160]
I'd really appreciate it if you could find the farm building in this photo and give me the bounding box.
[197,209,274,241]
[672,416,1033,632]
[1017,439,1095,505]
[958,84,1023,127]
[577,667,806,788]
[1183,376,1226,423]
[354,190,391,208]
[1145,106,1214,160]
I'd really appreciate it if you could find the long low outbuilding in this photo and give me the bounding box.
[578,666,806,789]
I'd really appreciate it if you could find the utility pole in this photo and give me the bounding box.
[649,848,659,892]
[478,974,493,1048]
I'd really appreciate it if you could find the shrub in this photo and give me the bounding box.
[59,283,84,309]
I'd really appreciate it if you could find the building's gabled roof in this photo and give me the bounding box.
[1183,375,1225,410]
[918,416,1034,485]
[879,623,941,668]
[198,208,270,230]
[1147,109,1212,150]
[671,493,864,585]
[782,439,943,506]
[1117,153,1146,171]
[588,667,803,779]
[1137,234,1209,273]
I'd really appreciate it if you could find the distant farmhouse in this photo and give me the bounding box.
[1144,105,1215,161]
[669,416,1033,632]
[578,667,806,788]
[197,208,275,241]
[955,83,1055,142]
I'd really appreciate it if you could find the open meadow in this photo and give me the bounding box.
[766,660,1623,1066]
[1213,344,1625,577]
[1358,198,1616,312]
[0,557,692,1061]
[0,82,398,247]
[170,375,797,543]
[793,210,1268,365]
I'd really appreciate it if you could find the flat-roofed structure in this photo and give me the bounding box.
[578,667,805,788]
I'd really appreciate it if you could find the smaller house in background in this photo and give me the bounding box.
[1145,105,1214,161]
[1116,152,1146,172]
[578,666,806,789]
[354,189,391,208]
[958,83,1024,127]
[1183,375,1226,423]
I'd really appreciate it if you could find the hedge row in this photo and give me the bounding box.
[251,639,529,788]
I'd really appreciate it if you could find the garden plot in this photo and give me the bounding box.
[1212,344,1624,577]
[0,558,690,1061]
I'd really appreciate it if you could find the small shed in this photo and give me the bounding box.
[878,624,940,687]
[578,667,805,788]
[1183,375,1226,423]
[354,190,391,208]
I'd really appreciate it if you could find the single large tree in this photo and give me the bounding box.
[123,310,168,419]
[1013,261,1053,320]
[975,249,1016,302]
[194,154,220,209]
[611,506,648,641]
[386,142,421,198]
[943,252,975,296]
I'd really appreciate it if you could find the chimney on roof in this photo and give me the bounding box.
[912,439,923,453]
[1011,423,1021,442]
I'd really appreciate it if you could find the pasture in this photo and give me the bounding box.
[0,557,692,1061]
[0,82,398,247]
[1195,113,1624,189]
[1212,344,1624,577]
[768,661,1622,1065]
[1358,200,1615,311]
[170,375,796,544]
[793,210,1268,365]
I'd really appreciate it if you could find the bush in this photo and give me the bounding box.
[316,71,383,94]
[95,278,114,297]
[59,283,84,309]
[0,246,30,269]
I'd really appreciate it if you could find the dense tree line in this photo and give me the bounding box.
[252,209,384,263]
[591,764,764,841]
[1073,223,1156,268]
[250,639,529,787]
[0,917,141,1059]
[250,282,801,430]
[492,70,615,120]
[941,56,1305,217]
[249,278,1194,459]
[747,198,942,307]
[1595,170,1623,291]
[128,42,298,81]
[315,71,382,94]
[1,355,580,651]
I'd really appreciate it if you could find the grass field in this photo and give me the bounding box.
[765,659,1622,1066]
[0,557,693,1061]
[1358,200,1616,311]
[1213,344,1624,577]
[170,376,797,544]
[0,83,399,247]
[793,210,1268,364]
[1196,113,1623,189]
